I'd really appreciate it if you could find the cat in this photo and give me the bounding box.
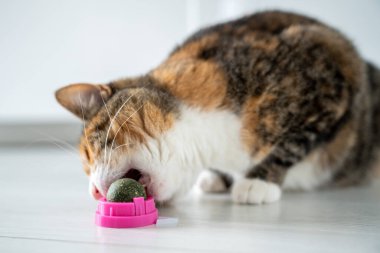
[55,11,380,204]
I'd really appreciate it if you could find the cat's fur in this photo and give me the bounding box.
[55,11,380,204]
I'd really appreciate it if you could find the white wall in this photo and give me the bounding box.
[0,0,188,123]
[0,0,379,123]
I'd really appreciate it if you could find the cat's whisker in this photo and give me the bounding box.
[100,94,112,122]
[113,143,131,151]
[124,121,132,149]
[106,103,144,168]
[78,95,91,148]
[103,91,140,165]
[113,115,134,153]
[49,141,81,158]
[118,115,134,155]
[95,125,104,156]
[25,137,80,158]
[33,131,79,153]
[100,94,119,164]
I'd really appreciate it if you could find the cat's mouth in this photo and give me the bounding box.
[121,168,152,196]
[122,168,143,181]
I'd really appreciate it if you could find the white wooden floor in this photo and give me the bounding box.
[0,146,379,253]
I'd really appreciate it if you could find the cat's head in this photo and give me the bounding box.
[55,80,194,202]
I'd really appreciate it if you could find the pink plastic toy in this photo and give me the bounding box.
[95,197,158,228]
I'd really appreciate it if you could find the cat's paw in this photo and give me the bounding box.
[197,170,228,193]
[232,178,281,204]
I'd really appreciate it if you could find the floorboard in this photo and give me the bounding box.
[0,147,379,252]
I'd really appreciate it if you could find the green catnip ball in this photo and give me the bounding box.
[106,178,146,202]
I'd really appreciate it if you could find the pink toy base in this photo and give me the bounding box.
[95,197,158,228]
[95,209,158,228]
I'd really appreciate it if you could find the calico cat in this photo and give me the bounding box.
[55,11,380,204]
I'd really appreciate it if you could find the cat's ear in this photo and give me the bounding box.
[55,83,113,120]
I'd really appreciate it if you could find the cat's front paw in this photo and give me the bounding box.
[232,178,282,204]
[197,170,228,193]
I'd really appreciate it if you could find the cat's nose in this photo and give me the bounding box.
[91,183,103,200]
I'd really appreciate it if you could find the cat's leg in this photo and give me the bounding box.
[233,82,351,204]
[198,169,233,193]
[232,127,346,204]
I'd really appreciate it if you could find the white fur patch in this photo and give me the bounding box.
[129,105,253,202]
[232,178,282,204]
[90,155,130,197]
[283,152,332,191]
[197,170,228,193]
[171,106,254,173]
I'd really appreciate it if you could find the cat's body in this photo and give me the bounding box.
[56,11,380,204]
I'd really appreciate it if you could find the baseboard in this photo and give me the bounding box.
[0,122,82,146]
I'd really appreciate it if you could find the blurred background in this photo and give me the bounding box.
[1,0,379,145]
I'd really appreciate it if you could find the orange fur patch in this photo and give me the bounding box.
[240,95,278,160]
[111,102,173,146]
[169,33,218,61]
[152,59,227,110]
[79,134,94,175]
[106,89,175,147]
